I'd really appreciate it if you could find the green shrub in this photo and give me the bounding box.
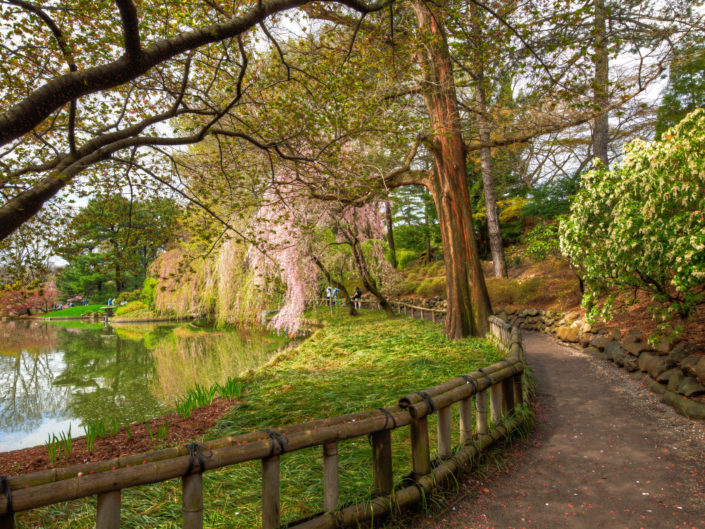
[140,277,158,307]
[560,109,705,321]
[414,277,446,298]
[400,279,421,295]
[114,300,145,316]
[428,260,445,276]
[397,249,420,269]
[522,222,561,262]
[116,289,140,304]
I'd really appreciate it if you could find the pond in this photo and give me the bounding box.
[0,320,288,453]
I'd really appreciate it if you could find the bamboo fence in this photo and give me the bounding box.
[0,314,525,529]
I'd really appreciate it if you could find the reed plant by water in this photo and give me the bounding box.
[217,377,243,399]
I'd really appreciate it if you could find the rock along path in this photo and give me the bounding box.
[411,331,705,529]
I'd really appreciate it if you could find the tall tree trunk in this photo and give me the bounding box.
[423,201,432,264]
[412,0,492,338]
[384,199,398,269]
[475,68,507,278]
[593,0,609,166]
[115,262,123,292]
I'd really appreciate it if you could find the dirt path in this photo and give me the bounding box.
[412,332,705,529]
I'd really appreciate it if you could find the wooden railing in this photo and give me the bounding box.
[0,316,525,529]
[311,298,447,323]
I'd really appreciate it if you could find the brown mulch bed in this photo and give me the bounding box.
[0,398,237,477]
[606,294,705,348]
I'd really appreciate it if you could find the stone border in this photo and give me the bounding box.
[495,306,705,421]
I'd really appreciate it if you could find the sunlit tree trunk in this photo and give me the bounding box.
[475,67,507,277]
[384,199,398,268]
[412,0,492,338]
[593,0,609,165]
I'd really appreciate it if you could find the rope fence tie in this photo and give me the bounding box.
[458,374,477,392]
[499,359,519,376]
[262,429,288,457]
[376,407,397,430]
[414,391,436,414]
[183,444,212,476]
[477,368,493,386]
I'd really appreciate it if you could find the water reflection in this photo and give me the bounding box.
[0,320,285,452]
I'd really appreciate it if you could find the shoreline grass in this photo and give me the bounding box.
[20,308,505,529]
[40,305,104,318]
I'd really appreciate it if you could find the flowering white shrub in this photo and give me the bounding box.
[560,109,705,322]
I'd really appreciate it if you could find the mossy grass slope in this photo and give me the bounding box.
[21,308,504,529]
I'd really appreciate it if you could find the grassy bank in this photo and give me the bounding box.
[20,309,504,529]
[40,305,104,318]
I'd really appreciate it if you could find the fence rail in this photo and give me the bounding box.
[312,298,447,323]
[0,311,525,529]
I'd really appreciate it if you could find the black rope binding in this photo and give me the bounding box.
[414,391,436,414]
[500,358,518,376]
[0,476,12,517]
[477,368,493,386]
[369,407,398,446]
[183,443,212,476]
[262,428,288,457]
[458,374,478,393]
[376,407,397,430]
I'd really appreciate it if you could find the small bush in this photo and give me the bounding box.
[397,249,420,269]
[116,289,140,304]
[140,277,158,307]
[414,277,446,298]
[400,279,421,295]
[114,300,145,316]
[522,222,561,262]
[428,260,445,276]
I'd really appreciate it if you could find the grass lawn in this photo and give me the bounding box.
[20,308,505,529]
[40,304,104,318]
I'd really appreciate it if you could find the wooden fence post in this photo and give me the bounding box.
[437,407,452,459]
[0,514,13,529]
[371,430,393,496]
[410,417,431,478]
[182,473,203,529]
[476,390,488,437]
[490,383,503,423]
[459,397,473,444]
[262,456,280,529]
[322,443,338,511]
[513,373,523,406]
[502,377,515,414]
[96,490,121,529]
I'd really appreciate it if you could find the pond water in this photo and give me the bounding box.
[0,320,287,452]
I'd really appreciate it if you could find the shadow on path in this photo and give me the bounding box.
[410,332,705,529]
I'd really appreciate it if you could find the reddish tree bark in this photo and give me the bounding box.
[411,0,492,338]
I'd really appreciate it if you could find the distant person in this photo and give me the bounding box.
[332,287,339,306]
[352,287,362,309]
[325,286,333,306]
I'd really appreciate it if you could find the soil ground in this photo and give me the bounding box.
[408,332,705,529]
[0,398,236,476]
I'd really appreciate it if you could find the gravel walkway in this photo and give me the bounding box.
[410,331,705,529]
